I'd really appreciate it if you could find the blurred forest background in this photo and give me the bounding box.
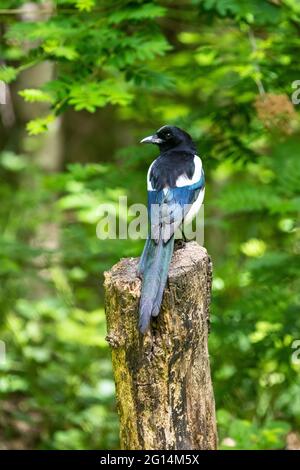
[0,0,300,450]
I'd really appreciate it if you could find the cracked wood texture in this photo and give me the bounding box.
[104,242,217,450]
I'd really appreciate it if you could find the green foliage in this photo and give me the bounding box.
[69,80,133,112]
[217,410,291,450]
[1,0,300,450]
[201,0,282,24]
[0,66,18,83]
[74,0,96,12]
[108,3,166,23]
[0,155,121,449]
[18,89,54,104]
[2,0,170,133]
[26,115,55,135]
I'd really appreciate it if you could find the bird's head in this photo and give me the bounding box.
[140,125,195,152]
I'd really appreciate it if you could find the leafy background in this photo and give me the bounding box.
[0,0,300,450]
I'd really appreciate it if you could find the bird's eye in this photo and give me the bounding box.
[165,132,171,138]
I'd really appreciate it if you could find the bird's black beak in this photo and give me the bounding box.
[140,134,163,145]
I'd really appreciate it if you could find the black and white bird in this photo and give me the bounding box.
[138,125,205,334]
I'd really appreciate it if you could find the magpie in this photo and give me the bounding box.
[138,125,205,334]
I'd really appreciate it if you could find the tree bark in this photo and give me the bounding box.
[104,241,217,450]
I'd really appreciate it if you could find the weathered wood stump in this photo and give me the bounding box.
[104,242,217,450]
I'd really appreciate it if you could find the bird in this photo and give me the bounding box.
[138,125,205,334]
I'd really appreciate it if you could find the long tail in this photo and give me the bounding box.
[138,236,174,334]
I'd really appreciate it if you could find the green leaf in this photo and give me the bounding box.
[202,0,282,24]
[108,3,166,24]
[26,114,55,135]
[0,65,17,83]
[19,89,54,104]
[42,40,79,60]
[69,80,133,112]
[75,0,95,12]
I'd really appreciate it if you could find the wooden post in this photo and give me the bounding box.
[104,242,217,450]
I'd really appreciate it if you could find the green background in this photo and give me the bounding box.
[0,0,299,450]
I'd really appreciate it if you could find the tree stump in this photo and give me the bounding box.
[104,242,217,450]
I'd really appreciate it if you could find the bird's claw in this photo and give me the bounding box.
[175,239,186,250]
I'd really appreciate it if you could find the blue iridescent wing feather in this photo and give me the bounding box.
[147,170,205,243]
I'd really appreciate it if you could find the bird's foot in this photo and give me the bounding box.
[175,239,186,250]
[136,263,144,280]
[136,269,143,280]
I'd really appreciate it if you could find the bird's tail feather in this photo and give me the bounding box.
[138,236,174,334]
[137,236,151,277]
